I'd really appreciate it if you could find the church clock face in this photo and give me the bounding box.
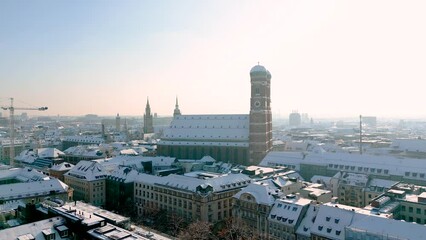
[254,101,261,108]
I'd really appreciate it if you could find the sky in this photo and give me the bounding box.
[0,0,425,119]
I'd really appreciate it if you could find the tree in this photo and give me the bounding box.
[178,220,216,240]
[217,218,260,240]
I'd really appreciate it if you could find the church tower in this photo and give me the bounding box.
[173,97,181,117]
[143,98,154,133]
[115,113,121,132]
[249,64,273,164]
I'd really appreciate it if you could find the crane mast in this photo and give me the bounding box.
[1,98,48,166]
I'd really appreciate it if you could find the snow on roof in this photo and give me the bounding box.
[107,166,139,183]
[368,178,398,189]
[63,135,105,143]
[88,223,146,240]
[119,149,138,156]
[310,204,356,240]
[159,114,249,146]
[347,212,426,239]
[296,203,321,237]
[64,145,105,158]
[234,182,279,205]
[311,175,332,185]
[101,155,176,170]
[61,201,129,224]
[136,173,251,193]
[0,167,48,182]
[391,138,426,153]
[260,151,426,179]
[65,161,107,181]
[50,162,74,171]
[269,197,311,227]
[340,172,369,187]
[15,149,37,164]
[0,199,26,213]
[0,178,69,200]
[0,217,67,240]
[37,148,65,159]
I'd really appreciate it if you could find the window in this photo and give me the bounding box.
[402,206,406,211]
[417,208,421,214]
[409,207,413,213]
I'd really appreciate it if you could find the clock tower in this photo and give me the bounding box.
[249,64,272,164]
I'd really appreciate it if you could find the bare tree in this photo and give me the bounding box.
[217,218,260,240]
[168,213,188,237]
[178,220,216,240]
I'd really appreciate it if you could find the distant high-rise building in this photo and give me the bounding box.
[289,111,301,127]
[143,99,154,134]
[157,64,273,165]
[362,116,377,127]
[173,97,181,117]
[115,113,121,132]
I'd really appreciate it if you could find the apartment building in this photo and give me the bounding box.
[64,161,107,206]
[134,172,251,223]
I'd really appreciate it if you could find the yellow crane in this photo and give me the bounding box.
[1,98,48,166]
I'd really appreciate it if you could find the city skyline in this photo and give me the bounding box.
[1,0,426,118]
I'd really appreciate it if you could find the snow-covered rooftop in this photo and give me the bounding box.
[261,151,426,180]
[391,138,426,153]
[159,114,249,147]
[268,196,311,227]
[347,212,426,239]
[0,167,49,182]
[233,182,280,205]
[50,162,74,172]
[65,161,107,181]
[310,204,356,240]
[0,178,69,201]
[295,203,320,237]
[136,172,251,194]
[37,148,65,159]
[0,217,67,240]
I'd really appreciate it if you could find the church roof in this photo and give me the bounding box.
[159,114,249,147]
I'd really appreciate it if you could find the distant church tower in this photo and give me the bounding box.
[143,98,154,133]
[173,97,181,117]
[115,113,121,132]
[249,64,273,164]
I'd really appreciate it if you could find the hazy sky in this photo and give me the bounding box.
[1,0,425,118]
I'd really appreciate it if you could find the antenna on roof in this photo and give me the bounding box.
[359,115,362,155]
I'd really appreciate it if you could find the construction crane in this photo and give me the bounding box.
[1,98,48,166]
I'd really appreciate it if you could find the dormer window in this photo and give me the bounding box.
[326,216,331,222]
[336,230,341,235]
[335,218,340,224]
[318,226,323,231]
[327,228,332,233]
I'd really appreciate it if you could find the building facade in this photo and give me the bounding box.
[134,172,251,223]
[64,161,107,206]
